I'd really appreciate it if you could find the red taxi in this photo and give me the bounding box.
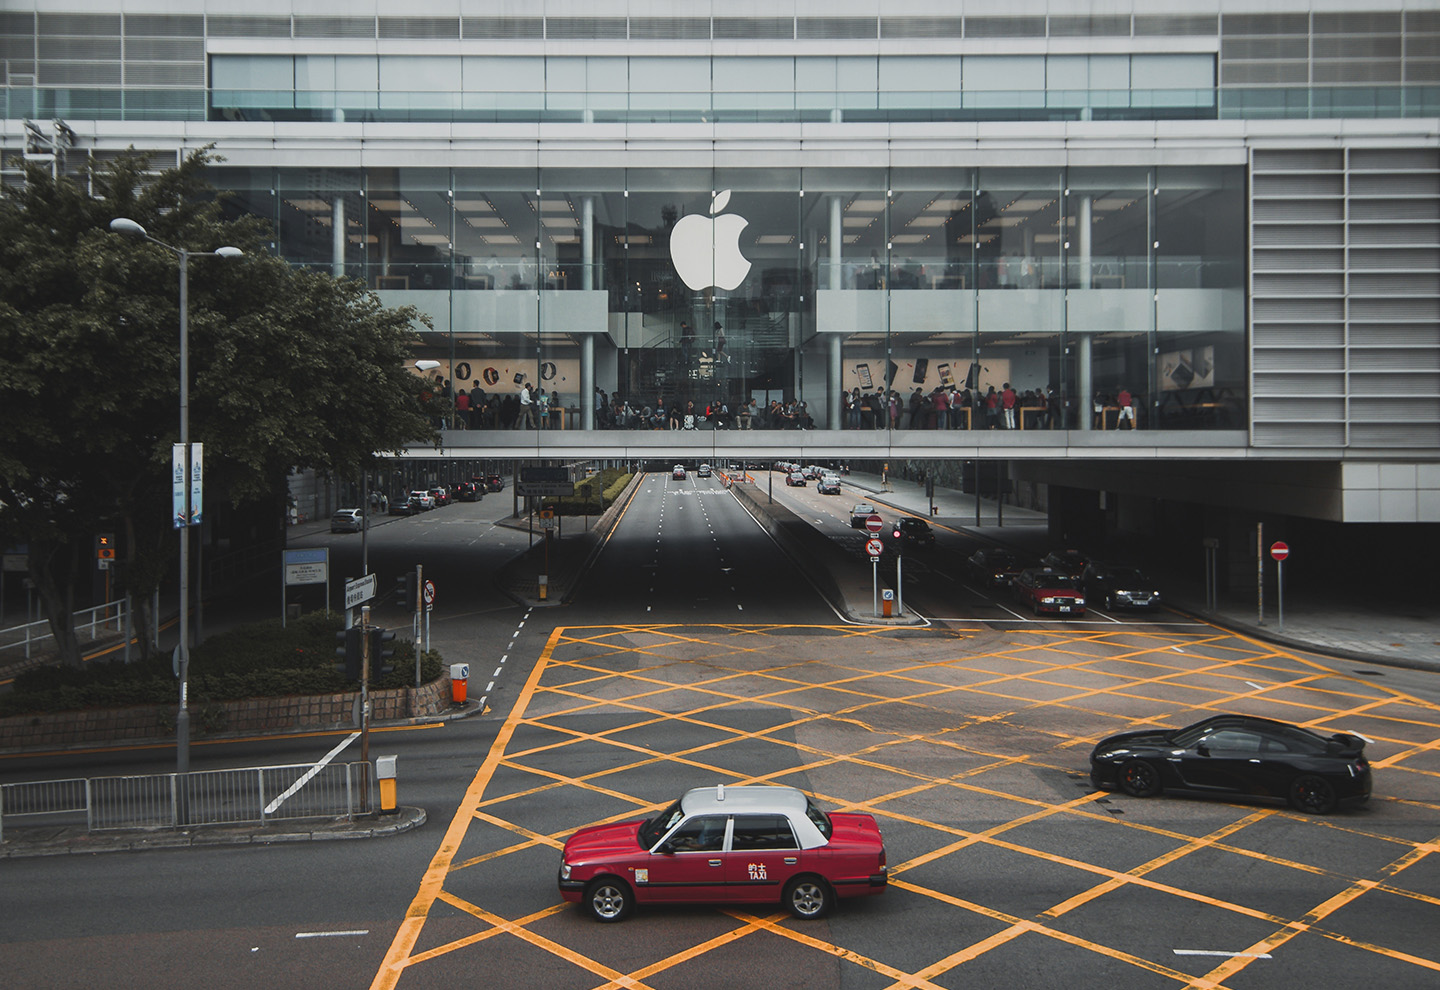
[558,785,887,922]
[1012,566,1087,616]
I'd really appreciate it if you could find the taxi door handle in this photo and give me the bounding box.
[709,859,722,867]
[784,857,798,865]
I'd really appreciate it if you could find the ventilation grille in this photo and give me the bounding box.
[713,18,793,40]
[630,18,711,40]
[378,18,459,40]
[880,18,962,39]
[800,18,877,40]
[547,18,627,40]
[206,16,291,38]
[1251,146,1440,449]
[963,17,1046,38]
[37,13,121,36]
[124,15,202,37]
[293,17,375,39]
[461,18,542,40]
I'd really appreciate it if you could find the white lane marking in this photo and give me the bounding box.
[265,732,359,814]
[517,621,525,628]
[647,605,652,611]
[493,667,502,677]
[1173,950,1272,960]
[1246,681,1265,691]
[296,930,369,939]
[737,604,744,611]
[500,654,507,662]
[486,681,495,692]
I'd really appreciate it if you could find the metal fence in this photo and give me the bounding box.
[0,599,128,660]
[0,761,375,841]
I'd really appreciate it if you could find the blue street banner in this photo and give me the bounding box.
[189,443,204,527]
[172,444,187,529]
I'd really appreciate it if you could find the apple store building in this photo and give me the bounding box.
[4,1,1439,523]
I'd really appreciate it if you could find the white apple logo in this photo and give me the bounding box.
[670,190,752,291]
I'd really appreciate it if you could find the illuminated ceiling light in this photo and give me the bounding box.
[924,198,968,211]
[906,216,948,228]
[283,197,332,212]
[842,217,874,227]
[846,199,885,212]
[891,234,930,243]
[462,216,509,228]
[755,235,795,245]
[453,199,493,211]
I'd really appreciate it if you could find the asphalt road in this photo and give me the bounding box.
[4,475,1439,990]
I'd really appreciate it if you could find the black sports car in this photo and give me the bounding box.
[1089,714,1371,814]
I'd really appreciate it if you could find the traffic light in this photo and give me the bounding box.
[369,627,397,677]
[334,627,363,681]
[892,524,903,540]
[393,570,417,611]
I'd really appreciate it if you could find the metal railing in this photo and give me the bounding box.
[0,761,375,842]
[0,599,127,660]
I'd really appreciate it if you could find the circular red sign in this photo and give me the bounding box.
[865,514,884,533]
[865,539,884,557]
[1270,542,1290,561]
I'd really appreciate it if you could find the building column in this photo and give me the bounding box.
[828,334,842,430]
[581,334,595,431]
[332,197,345,279]
[829,195,843,290]
[1077,195,1094,431]
[581,196,595,290]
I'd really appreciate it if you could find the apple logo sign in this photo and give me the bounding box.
[670,190,751,291]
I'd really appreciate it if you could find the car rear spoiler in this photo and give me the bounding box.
[1325,732,1366,756]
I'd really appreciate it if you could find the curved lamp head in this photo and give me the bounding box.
[215,246,243,259]
[414,360,442,372]
[109,217,147,237]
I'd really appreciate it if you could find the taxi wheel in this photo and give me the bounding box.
[1118,759,1162,798]
[784,876,832,920]
[584,877,633,922]
[1288,775,1337,815]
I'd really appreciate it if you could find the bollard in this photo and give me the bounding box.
[376,754,398,814]
[450,663,470,704]
[882,588,894,618]
[538,575,548,601]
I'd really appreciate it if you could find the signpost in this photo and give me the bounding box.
[282,548,329,627]
[422,579,436,653]
[865,514,884,533]
[1271,542,1290,632]
[865,538,884,558]
[518,466,574,497]
[344,573,376,610]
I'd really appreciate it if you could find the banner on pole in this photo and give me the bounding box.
[172,444,187,529]
[189,443,204,527]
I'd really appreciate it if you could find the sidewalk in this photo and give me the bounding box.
[839,471,1440,672]
[0,806,427,859]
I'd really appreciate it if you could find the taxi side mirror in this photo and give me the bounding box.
[655,841,675,855]
[1196,743,1211,757]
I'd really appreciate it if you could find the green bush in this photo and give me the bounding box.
[546,469,632,516]
[0,611,445,718]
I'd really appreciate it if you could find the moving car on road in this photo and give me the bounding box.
[817,475,841,495]
[408,490,435,511]
[895,518,935,545]
[1012,567,1086,616]
[558,785,887,922]
[966,548,1028,587]
[329,509,366,533]
[1082,562,1161,611]
[388,498,416,516]
[484,474,505,492]
[1089,714,1371,814]
[698,463,712,478]
[785,471,807,487]
[428,486,451,507]
[1040,548,1089,576]
[849,503,877,528]
[672,464,687,480]
[453,481,483,502]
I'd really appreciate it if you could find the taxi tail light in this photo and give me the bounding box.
[878,848,886,869]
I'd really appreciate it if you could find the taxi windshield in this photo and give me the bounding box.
[639,800,685,848]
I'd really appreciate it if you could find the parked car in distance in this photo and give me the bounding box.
[698,463,712,478]
[785,471,807,487]
[408,490,435,511]
[1089,714,1371,814]
[849,503,877,528]
[388,498,416,516]
[817,476,841,495]
[428,486,452,507]
[453,481,483,502]
[967,548,1028,587]
[1083,562,1162,610]
[1012,567,1086,616]
[557,784,887,922]
[895,518,935,545]
[673,464,687,480]
[329,509,367,533]
[484,474,505,492]
[1040,549,1089,575]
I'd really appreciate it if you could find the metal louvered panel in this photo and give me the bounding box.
[1349,323,1440,346]
[37,13,120,36]
[800,18,877,40]
[1254,149,1344,171]
[1134,15,1218,37]
[712,18,793,40]
[1350,198,1440,221]
[1350,223,1440,246]
[1252,422,1347,447]
[1349,373,1440,395]
[1254,272,1344,295]
[123,62,204,87]
[1253,348,1344,372]
[1253,173,1344,197]
[964,17,1046,38]
[293,17,374,39]
[1350,272,1440,296]
[378,18,459,40]
[1348,421,1440,447]
[1253,324,1345,347]
[1253,248,1345,270]
[881,18,962,39]
[1349,348,1440,371]
[1348,248,1440,270]
[123,38,204,61]
[462,18,542,39]
[123,15,202,37]
[1252,224,1344,247]
[1253,199,1344,222]
[1252,396,1346,419]
[39,37,122,60]
[1349,149,1439,171]
[630,19,711,40]
[1254,372,1345,396]
[1349,297,1440,320]
[37,61,122,85]
[1253,297,1344,322]
[207,16,292,38]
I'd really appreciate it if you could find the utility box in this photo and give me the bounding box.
[450,663,469,704]
[375,754,398,813]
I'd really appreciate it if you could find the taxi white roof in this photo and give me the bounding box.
[679,785,807,817]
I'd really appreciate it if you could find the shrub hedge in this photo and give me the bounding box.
[544,469,632,516]
[0,611,444,718]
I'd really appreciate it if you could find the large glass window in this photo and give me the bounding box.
[276,168,362,278]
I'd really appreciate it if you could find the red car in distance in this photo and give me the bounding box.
[1012,566,1087,616]
[558,785,887,922]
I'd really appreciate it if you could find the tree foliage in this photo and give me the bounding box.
[0,149,438,666]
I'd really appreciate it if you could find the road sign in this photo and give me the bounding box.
[1270,541,1290,561]
[422,579,437,609]
[95,534,116,560]
[520,466,570,483]
[283,547,328,586]
[345,573,377,609]
[865,513,884,533]
[518,482,575,496]
[865,538,884,557]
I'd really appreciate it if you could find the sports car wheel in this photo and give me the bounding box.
[584,877,632,922]
[784,877,832,920]
[1118,759,1162,798]
[1288,774,1337,815]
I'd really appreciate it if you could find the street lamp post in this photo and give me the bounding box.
[110,218,240,787]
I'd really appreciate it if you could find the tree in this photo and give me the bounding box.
[0,149,437,667]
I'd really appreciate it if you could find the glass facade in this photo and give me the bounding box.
[210,163,1247,435]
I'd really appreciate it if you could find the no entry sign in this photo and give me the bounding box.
[865,514,884,533]
[1270,541,1290,561]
